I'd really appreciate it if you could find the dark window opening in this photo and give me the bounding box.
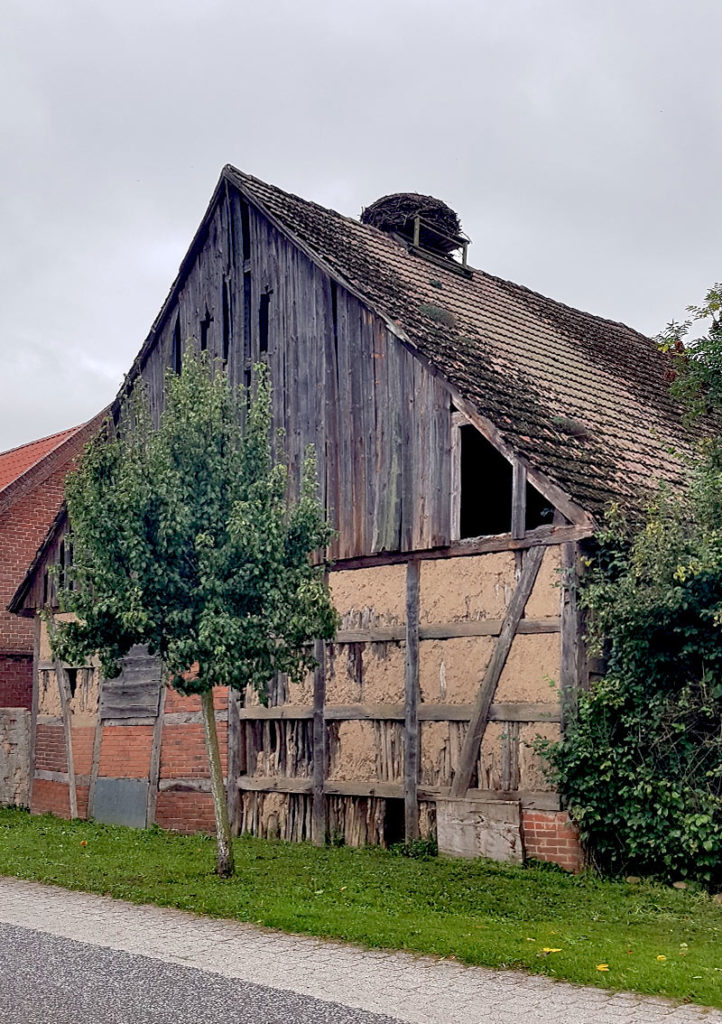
[259,290,272,354]
[525,481,556,530]
[43,571,49,605]
[384,798,405,847]
[459,425,512,538]
[172,317,182,374]
[240,200,251,260]
[200,308,213,352]
[66,668,78,699]
[222,280,231,362]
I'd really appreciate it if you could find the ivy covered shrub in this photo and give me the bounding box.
[542,285,722,888]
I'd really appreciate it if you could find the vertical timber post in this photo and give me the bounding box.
[28,615,41,812]
[511,459,526,540]
[404,559,420,842]
[312,637,327,845]
[146,682,166,826]
[54,658,78,819]
[560,542,581,729]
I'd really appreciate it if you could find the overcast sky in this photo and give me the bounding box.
[1,0,720,451]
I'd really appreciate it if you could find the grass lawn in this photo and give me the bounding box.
[1,808,721,1008]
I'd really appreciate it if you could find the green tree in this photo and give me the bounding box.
[50,353,337,876]
[540,284,722,886]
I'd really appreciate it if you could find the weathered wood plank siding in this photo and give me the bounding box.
[135,188,452,560]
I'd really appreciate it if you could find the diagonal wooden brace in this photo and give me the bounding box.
[450,544,546,797]
[54,658,78,819]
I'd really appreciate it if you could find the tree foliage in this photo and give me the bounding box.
[53,353,337,697]
[541,285,722,887]
[50,352,338,874]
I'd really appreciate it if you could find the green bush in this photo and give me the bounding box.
[542,285,722,888]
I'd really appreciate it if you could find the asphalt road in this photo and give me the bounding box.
[0,922,399,1024]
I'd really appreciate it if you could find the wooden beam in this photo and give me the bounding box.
[239,775,312,794]
[404,560,420,841]
[450,544,546,797]
[233,700,561,724]
[86,706,104,820]
[560,542,585,728]
[511,459,527,540]
[226,687,242,835]
[35,769,91,786]
[230,775,560,809]
[163,710,229,725]
[312,637,327,845]
[450,419,461,542]
[28,616,41,812]
[333,617,560,644]
[54,659,78,819]
[239,705,313,721]
[419,617,559,640]
[146,683,166,826]
[330,522,594,571]
[335,627,404,643]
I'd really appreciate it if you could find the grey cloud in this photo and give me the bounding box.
[1,0,720,449]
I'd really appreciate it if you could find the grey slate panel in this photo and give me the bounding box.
[92,778,149,829]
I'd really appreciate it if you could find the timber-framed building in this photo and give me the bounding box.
[9,167,689,868]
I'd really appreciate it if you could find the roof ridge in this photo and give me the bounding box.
[227,164,653,344]
[0,424,80,460]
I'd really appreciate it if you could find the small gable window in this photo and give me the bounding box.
[459,425,512,538]
[452,414,556,540]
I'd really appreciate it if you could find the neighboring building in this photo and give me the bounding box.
[0,420,101,806]
[9,167,692,868]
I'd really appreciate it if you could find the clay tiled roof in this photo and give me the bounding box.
[225,165,697,519]
[0,426,81,493]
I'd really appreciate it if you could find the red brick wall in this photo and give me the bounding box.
[0,422,98,710]
[156,791,217,833]
[164,686,229,713]
[160,723,227,780]
[521,809,584,872]
[98,725,154,778]
[35,724,67,773]
[31,778,70,817]
[71,726,96,776]
[0,655,32,708]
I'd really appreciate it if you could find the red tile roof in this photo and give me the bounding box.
[0,427,82,493]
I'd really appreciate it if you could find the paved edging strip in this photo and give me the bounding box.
[0,876,718,1024]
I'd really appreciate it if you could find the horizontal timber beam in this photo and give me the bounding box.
[237,701,560,723]
[233,775,560,810]
[34,769,91,786]
[330,523,593,571]
[334,616,560,644]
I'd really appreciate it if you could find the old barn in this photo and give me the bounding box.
[9,167,689,868]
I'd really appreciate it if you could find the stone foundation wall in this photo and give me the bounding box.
[0,708,30,806]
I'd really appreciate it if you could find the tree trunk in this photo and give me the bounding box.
[201,688,235,877]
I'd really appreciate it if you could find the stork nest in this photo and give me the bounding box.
[360,193,462,255]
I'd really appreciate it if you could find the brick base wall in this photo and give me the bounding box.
[156,791,217,834]
[0,654,32,709]
[521,809,584,872]
[31,778,70,818]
